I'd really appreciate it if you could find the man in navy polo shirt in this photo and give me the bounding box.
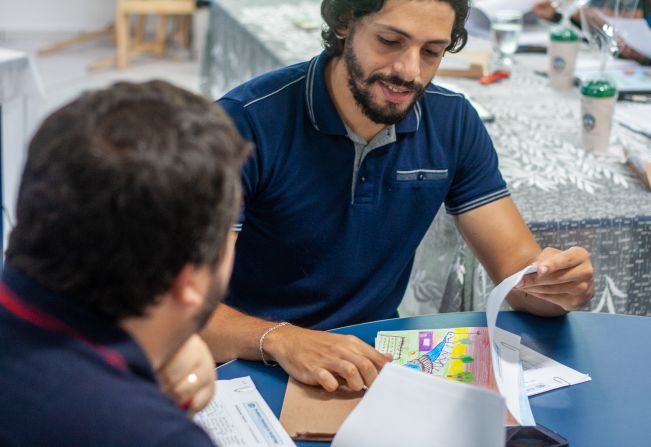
[0,81,249,445]
[200,0,595,393]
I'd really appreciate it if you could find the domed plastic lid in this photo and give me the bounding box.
[550,27,580,42]
[580,79,617,98]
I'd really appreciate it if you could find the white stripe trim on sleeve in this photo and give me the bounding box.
[446,188,510,215]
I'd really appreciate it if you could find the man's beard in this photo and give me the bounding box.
[192,275,228,333]
[343,40,426,125]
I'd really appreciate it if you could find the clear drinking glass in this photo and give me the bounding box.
[579,0,640,75]
[491,10,523,67]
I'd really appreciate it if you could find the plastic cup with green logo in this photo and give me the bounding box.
[548,27,580,90]
[580,78,617,154]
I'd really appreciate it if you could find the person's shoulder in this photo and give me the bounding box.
[220,60,310,110]
[420,83,477,122]
[423,83,467,103]
[47,374,212,446]
[94,387,214,447]
[0,329,213,446]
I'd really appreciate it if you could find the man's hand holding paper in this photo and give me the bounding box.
[514,246,595,312]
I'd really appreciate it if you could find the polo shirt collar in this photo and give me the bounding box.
[0,263,154,380]
[305,51,423,136]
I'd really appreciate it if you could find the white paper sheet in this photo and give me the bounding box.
[332,363,506,447]
[616,104,651,138]
[194,376,296,447]
[521,344,592,396]
[492,327,526,425]
[575,54,641,72]
[486,265,537,425]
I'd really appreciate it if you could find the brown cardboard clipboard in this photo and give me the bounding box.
[436,50,491,79]
[279,378,364,442]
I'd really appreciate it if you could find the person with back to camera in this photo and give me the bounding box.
[0,80,250,446]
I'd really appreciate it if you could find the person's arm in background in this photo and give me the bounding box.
[455,197,594,316]
[532,0,582,27]
[201,300,392,392]
[157,233,392,395]
[533,0,651,64]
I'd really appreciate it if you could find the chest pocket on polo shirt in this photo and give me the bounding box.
[392,169,448,188]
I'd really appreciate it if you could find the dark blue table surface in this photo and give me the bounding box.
[217,311,651,446]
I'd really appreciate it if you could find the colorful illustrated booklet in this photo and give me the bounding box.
[375,265,541,426]
[375,326,525,426]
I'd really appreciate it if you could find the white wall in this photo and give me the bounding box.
[0,0,115,33]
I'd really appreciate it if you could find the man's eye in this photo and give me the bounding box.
[378,37,400,47]
[423,48,441,58]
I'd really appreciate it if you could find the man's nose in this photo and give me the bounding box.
[392,47,421,83]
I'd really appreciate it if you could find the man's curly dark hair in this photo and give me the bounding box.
[321,0,469,57]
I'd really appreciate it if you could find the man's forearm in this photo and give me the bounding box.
[199,303,279,363]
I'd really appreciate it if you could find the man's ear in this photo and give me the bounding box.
[336,26,349,39]
[169,264,208,309]
[335,13,353,39]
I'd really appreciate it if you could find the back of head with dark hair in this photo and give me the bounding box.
[6,81,250,320]
[321,0,469,57]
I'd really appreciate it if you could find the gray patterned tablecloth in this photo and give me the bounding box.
[200,0,651,316]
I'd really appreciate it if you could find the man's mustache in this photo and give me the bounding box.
[365,74,423,93]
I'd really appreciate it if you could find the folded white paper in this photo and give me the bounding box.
[521,344,592,396]
[332,363,506,447]
[486,265,537,425]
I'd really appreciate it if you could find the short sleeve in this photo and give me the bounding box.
[444,100,510,215]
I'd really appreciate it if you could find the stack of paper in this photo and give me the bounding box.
[194,376,296,447]
[375,326,532,426]
[374,267,537,426]
[374,266,591,424]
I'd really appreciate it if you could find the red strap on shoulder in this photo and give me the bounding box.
[0,283,128,371]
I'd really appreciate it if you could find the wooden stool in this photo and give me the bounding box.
[89,0,196,71]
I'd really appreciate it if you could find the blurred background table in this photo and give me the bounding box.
[200,0,651,316]
[200,0,322,98]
